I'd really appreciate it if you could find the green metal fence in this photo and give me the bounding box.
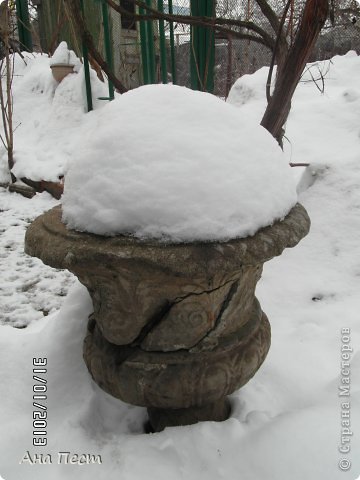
[35,0,101,56]
[190,0,215,92]
[33,0,216,97]
[21,0,360,103]
[15,0,33,51]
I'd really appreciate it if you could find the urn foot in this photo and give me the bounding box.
[147,397,231,432]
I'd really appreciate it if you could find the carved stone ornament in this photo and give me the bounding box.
[25,204,310,431]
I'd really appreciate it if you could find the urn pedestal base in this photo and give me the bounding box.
[83,307,271,432]
[147,398,231,432]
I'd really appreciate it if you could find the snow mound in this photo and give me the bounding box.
[50,41,78,66]
[227,67,270,108]
[4,52,109,182]
[62,84,297,242]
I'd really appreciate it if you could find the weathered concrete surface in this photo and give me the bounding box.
[25,204,310,348]
[83,305,269,409]
[25,204,310,272]
[25,204,310,431]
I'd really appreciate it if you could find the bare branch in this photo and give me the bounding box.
[265,0,292,102]
[64,0,128,93]
[105,0,276,49]
[254,0,280,33]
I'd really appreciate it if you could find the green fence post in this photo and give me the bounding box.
[190,0,214,93]
[80,0,93,112]
[15,0,33,52]
[205,0,215,93]
[139,5,150,84]
[190,0,200,90]
[145,0,156,83]
[157,0,167,84]
[101,0,115,100]
[168,0,177,84]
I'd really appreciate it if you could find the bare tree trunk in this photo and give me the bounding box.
[0,0,14,178]
[261,0,329,146]
[5,42,13,171]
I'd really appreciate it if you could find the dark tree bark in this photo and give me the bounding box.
[261,0,329,146]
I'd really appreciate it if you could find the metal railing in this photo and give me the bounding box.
[15,0,360,102]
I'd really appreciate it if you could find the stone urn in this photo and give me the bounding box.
[50,64,75,83]
[50,41,76,83]
[25,204,310,432]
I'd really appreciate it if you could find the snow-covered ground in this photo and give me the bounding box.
[0,189,75,327]
[0,52,359,480]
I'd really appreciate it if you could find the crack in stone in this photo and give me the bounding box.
[90,276,241,362]
[90,303,172,369]
[172,277,238,305]
[214,280,240,330]
[130,301,172,348]
[189,279,240,351]
[136,277,241,353]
